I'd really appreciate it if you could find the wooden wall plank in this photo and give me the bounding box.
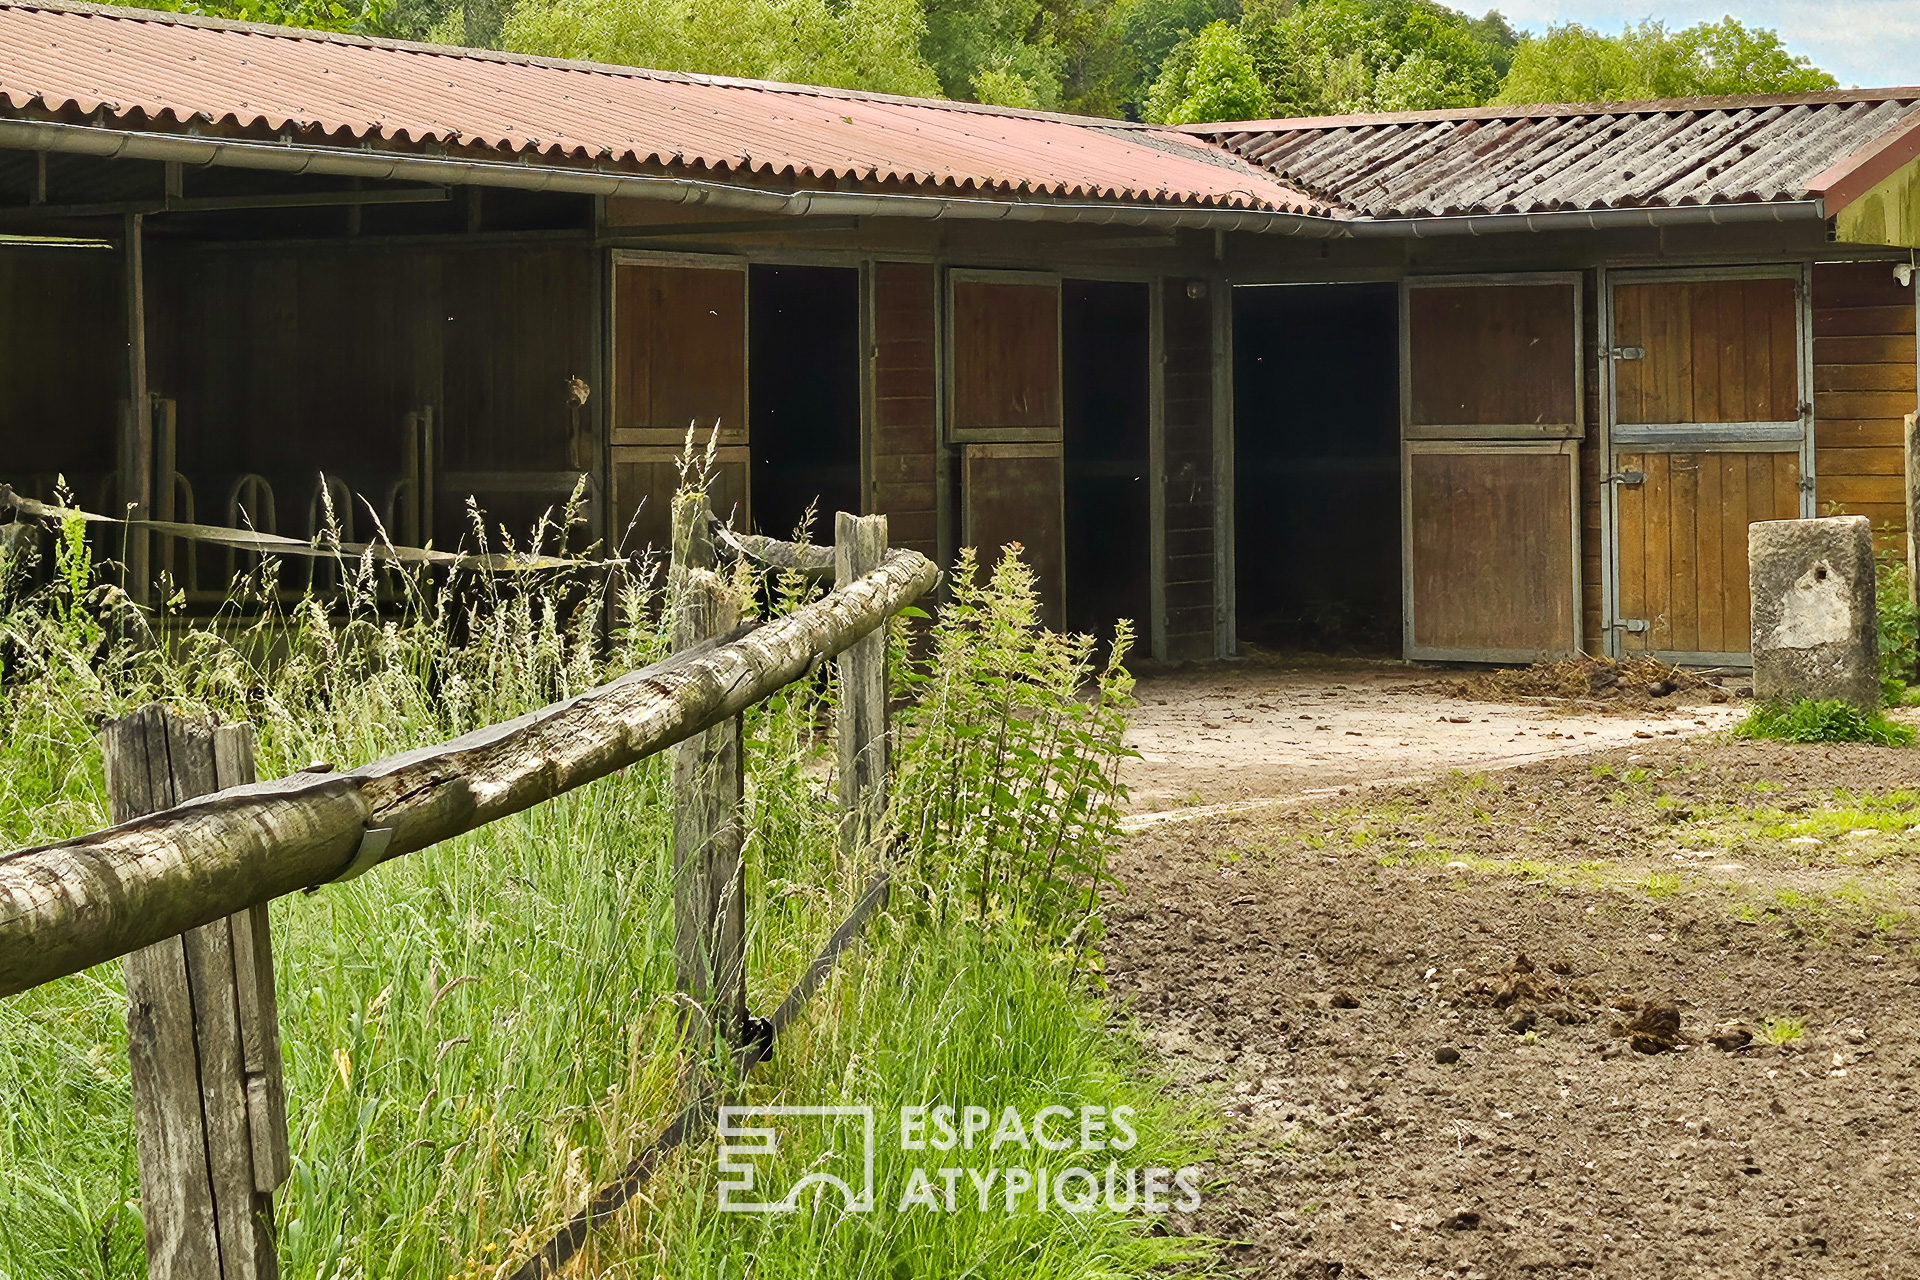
[962,443,1063,624]
[870,262,938,558]
[1814,262,1918,558]
[1615,279,1797,425]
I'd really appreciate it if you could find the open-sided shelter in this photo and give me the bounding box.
[0,0,1916,667]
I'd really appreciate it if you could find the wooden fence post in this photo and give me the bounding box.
[670,491,745,1048]
[103,705,288,1280]
[834,512,890,869]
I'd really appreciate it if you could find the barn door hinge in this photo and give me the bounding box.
[1604,470,1646,486]
[1612,619,1651,633]
[1610,346,1645,361]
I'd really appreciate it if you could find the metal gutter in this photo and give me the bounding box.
[0,116,1338,236]
[1334,200,1828,237]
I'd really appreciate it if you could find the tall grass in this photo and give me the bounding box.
[0,496,1207,1278]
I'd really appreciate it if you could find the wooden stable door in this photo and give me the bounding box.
[610,255,748,554]
[1401,275,1584,661]
[1608,270,1808,663]
[950,270,1063,622]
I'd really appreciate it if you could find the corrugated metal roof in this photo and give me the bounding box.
[1190,92,1920,218]
[0,0,1321,212]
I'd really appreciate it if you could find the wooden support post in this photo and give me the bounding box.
[122,212,151,602]
[835,512,890,869]
[1906,410,1918,614]
[670,491,745,1047]
[104,706,288,1280]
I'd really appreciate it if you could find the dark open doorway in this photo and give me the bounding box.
[1233,283,1400,652]
[749,263,862,540]
[1063,278,1151,642]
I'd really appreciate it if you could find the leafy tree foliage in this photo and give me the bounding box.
[1240,0,1502,117]
[1143,18,1266,123]
[1494,18,1837,105]
[921,0,1133,113]
[147,0,391,35]
[500,0,941,95]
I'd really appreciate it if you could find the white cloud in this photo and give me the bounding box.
[1489,1,1920,88]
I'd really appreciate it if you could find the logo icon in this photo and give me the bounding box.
[717,1106,876,1213]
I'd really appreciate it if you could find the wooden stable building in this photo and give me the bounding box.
[1,1,1918,666]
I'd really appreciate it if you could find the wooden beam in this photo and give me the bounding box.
[0,187,451,223]
[0,544,938,996]
[834,512,889,870]
[123,211,150,602]
[600,217,859,244]
[670,496,745,1044]
[107,710,282,1280]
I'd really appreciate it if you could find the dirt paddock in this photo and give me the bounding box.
[1103,661,1920,1278]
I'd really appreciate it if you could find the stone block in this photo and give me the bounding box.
[1748,515,1879,710]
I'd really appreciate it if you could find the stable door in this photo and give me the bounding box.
[948,269,1064,623]
[609,252,749,554]
[1607,268,1810,664]
[1401,274,1585,662]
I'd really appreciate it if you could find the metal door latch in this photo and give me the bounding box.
[1610,346,1645,360]
[1612,619,1651,633]
[1604,470,1646,486]
[1799,476,1817,492]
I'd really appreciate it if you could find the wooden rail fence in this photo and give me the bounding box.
[0,501,933,1279]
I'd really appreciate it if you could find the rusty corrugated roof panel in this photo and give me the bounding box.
[1189,92,1920,218]
[0,0,1323,212]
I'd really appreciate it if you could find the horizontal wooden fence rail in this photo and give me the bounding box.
[0,540,937,998]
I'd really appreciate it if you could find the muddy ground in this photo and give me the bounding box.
[1105,736,1920,1278]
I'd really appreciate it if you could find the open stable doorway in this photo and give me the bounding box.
[749,263,862,542]
[1233,283,1401,652]
[1063,278,1152,641]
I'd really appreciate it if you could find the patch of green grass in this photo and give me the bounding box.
[1875,911,1909,936]
[1643,871,1681,899]
[0,502,1196,1278]
[1732,698,1916,747]
[1750,780,1782,794]
[1588,763,1616,780]
[1760,1016,1806,1046]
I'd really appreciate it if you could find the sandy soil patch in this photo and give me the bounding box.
[1122,662,1747,815]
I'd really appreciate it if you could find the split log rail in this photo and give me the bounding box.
[0,499,933,1279]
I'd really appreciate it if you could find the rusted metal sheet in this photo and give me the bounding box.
[1194,91,1920,218]
[0,0,1317,212]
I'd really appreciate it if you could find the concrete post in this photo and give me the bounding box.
[1748,515,1879,711]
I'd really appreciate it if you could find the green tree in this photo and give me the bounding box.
[1118,0,1242,111]
[1143,17,1266,123]
[1494,17,1836,106]
[1242,0,1502,116]
[148,0,391,35]
[500,0,942,95]
[921,0,1132,113]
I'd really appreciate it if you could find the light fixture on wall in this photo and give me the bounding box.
[1897,262,1915,288]
[1185,280,1208,300]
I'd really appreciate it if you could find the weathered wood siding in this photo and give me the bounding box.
[869,262,937,556]
[0,245,132,495]
[149,244,592,548]
[1813,261,1918,550]
[1580,271,1604,649]
[949,278,1059,434]
[1162,282,1214,660]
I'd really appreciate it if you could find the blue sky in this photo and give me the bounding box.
[1492,2,1920,89]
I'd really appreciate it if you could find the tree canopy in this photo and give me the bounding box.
[1493,18,1837,105]
[170,0,1845,125]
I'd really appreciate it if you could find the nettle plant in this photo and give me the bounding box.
[892,545,1136,946]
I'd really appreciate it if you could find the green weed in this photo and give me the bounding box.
[1733,698,1916,747]
[1643,872,1681,899]
[1760,1016,1806,1046]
